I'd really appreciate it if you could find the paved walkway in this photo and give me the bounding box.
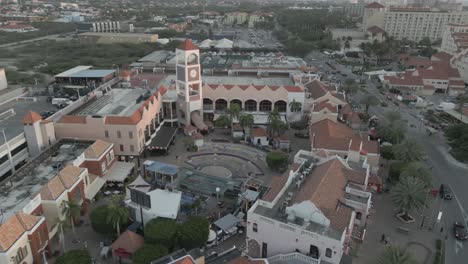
[353,192,440,264]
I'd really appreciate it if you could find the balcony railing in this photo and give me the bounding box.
[268,252,320,264]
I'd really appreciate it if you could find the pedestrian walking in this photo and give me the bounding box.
[381,233,386,243]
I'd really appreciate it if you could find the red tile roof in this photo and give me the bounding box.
[431,52,452,62]
[227,256,267,264]
[204,84,303,93]
[367,26,386,35]
[313,100,337,113]
[293,158,366,230]
[22,111,42,124]
[305,79,336,99]
[111,230,144,254]
[58,115,87,124]
[365,2,385,8]
[0,213,42,252]
[177,39,198,51]
[262,173,288,202]
[171,255,196,264]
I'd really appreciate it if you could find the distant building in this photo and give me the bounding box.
[0,68,7,90]
[344,3,365,18]
[363,2,468,41]
[0,23,37,32]
[78,32,158,44]
[441,24,468,83]
[224,11,248,25]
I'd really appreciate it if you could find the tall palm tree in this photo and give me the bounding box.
[392,139,424,163]
[106,203,130,236]
[55,218,69,253]
[400,162,432,189]
[289,100,302,113]
[228,103,241,123]
[377,246,418,264]
[267,109,287,138]
[62,200,81,234]
[360,95,379,114]
[391,177,426,219]
[239,113,254,140]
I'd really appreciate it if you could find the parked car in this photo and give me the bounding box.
[439,184,453,200]
[294,132,309,139]
[454,222,468,241]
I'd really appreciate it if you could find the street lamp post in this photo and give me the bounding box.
[216,187,220,219]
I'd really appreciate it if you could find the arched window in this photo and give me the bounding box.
[259,100,272,112]
[203,98,213,110]
[215,99,228,111]
[356,212,362,220]
[274,100,287,112]
[245,100,257,112]
[230,99,242,109]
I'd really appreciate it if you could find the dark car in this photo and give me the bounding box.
[454,222,468,241]
[439,184,453,200]
[294,132,309,139]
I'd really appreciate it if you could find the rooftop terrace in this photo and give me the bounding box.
[73,88,151,116]
[0,139,93,220]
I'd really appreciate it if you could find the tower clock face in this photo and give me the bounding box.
[188,67,199,81]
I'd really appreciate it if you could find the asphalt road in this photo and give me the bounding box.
[360,77,468,264]
[306,52,468,262]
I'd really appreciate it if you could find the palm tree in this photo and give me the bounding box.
[62,200,81,234]
[400,162,432,188]
[289,100,302,113]
[267,109,287,138]
[360,95,379,114]
[106,203,129,236]
[377,246,418,264]
[55,218,69,253]
[239,113,254,139]
[214,114,231,128]
[393,139,424,163]
[391,177,426,219]
[228,103,241,123]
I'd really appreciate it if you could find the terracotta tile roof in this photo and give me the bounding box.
[362,139,379,154]
[58,115,87,124]
[314,149,329,158]
[305,79,335,99]
[313,100,337,113]
[262,173,288,202]
[104,114,140,125]
[177,39,198,51]
[367,26,385,35]
[340,104,353,116]
[130,74,164,89]
[432,52,452,62]
[251,127,267,137]
[204,84,303,93]
[449,79,465,86]
[293,158,365,230]
[171,255,196,264]
[41,165,84,200]
[227,256,267,264]
[111,230,144,254]
[365,2,385,8]
[21,111,42,124]
[310,119,354,151]
[0,213,42,252]
[403,57,432,68]
[84,140,112,159]
[347,112,361,124]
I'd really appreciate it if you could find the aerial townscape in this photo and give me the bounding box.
[1,0,468,263]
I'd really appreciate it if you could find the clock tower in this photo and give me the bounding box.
[175,39,204,127]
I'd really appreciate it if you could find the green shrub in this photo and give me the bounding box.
[132,244,168,264]
[89,205,114,234]
[56,250,91,264]
[144,218,178,249]
[266,151,288,171]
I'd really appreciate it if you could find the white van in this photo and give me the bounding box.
[51,98,72,106]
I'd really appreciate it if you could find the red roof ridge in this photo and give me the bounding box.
[177,39,198,51]
[22,111,42,124]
